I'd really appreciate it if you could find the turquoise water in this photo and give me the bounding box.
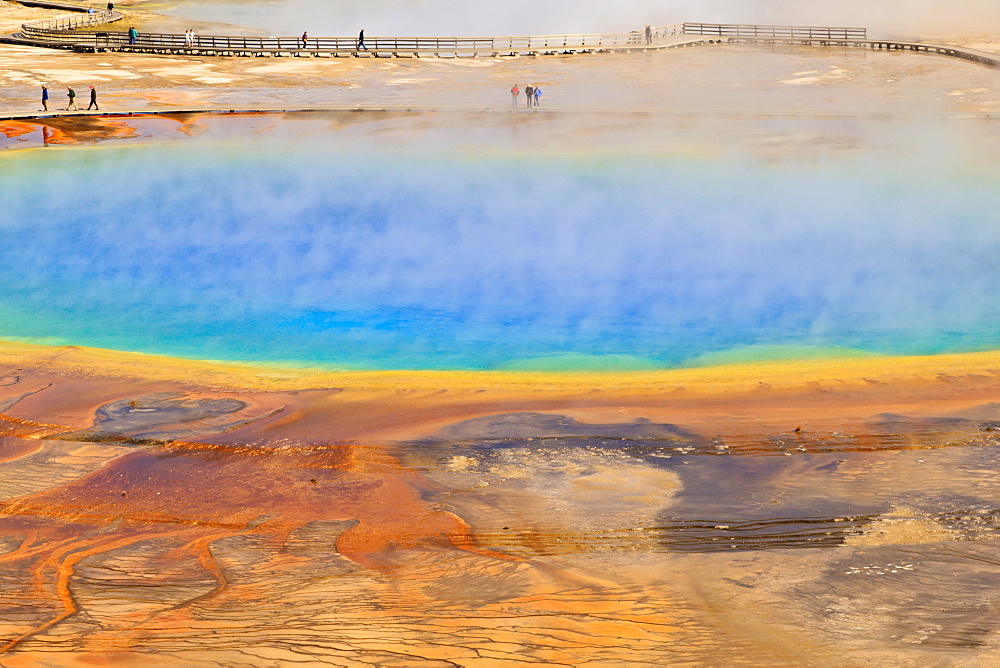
[1,133,999,370]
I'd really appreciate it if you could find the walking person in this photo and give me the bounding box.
[301,31,308,49]
[533,85,542,107]
[357,28,366,50]
[184,29,191,47]
[510,83,519,107]
[524,84,534,108]
[106,1,113,16]
[87,85,99,110]
[645,25,652,44]
[41,85,49,111]
[66,87,78,111]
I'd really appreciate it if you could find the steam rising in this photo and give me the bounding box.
[167,0,1000,38]
[1,121,999,370]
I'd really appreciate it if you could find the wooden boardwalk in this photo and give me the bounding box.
[1,2,998,69]
[697,23,1000,69]
[14,29,714,57]
[4,14,719,57]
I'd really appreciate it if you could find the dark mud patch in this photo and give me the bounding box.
[57,391,281,442]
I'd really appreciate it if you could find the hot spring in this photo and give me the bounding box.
[1,111,999,370]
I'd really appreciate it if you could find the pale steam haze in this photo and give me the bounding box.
[3,121,1000,370]
[166,0,1000,38]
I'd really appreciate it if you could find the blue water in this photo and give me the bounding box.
[1,135,999,370]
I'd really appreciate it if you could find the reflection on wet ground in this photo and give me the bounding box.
[7,105,1000,187]
[0,112,210,149]
[1,356,997,664]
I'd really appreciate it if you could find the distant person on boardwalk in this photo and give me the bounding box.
[87,85,99,110]
[184,29,192,47]
[301,31,308,48]
[66,87,78,110]
[524,84,534,108]
[128,26,138,45]
[533,85,542,107]
[645,25,652,44]
[107,1,113,16]
[41,85,48,111]
[510,83,519,107]
[357,29,366,50]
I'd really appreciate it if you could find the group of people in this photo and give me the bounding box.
[41,85,99,112]
[510,83,542,108]
[184,29,198,47]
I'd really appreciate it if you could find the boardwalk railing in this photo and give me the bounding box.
[682,23,867,40]
[20,9,120,34]
[17,22,687,53]
[15,19,870,55]
[10,12,999,71]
